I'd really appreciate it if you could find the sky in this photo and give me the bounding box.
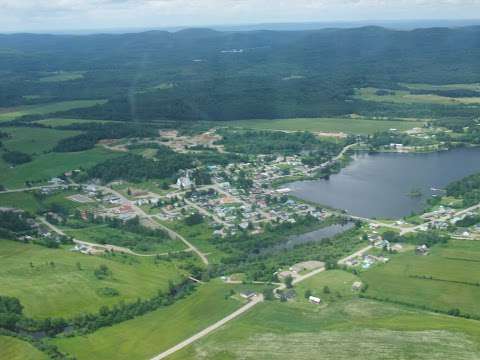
[1,0,480,33]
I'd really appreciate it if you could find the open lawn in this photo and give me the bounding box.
[0,189,84,214]
[0,147,120,189]
[64,223,186,254]
[169,271,480,360]
[0,100,107,122]
[2,127,80,154]
[226,117,423,135]
[52,281,252,360]
[0,336,48,360]
[357,87,480,106]
[360,240,480,318]
[0,239,184,319]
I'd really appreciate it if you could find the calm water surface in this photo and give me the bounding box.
[288,148,480,219]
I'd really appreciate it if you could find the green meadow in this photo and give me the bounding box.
[52,281,253,360]
[0,240,183,319]
[0,147,120,189]
[0,100,106,122]
[2,126,80,154]
[170,270,480,360]
[227,117,423,134]
[360,240,480,317]
[0,336,48,360]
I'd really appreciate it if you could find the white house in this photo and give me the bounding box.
[309,296,321,305]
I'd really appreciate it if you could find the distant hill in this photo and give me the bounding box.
[0,26,479,121]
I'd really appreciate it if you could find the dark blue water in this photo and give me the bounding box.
[288,147,480,219]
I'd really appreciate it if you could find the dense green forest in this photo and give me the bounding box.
[1,26,480,121]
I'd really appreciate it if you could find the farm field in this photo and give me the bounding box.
[0,239,184,318]
[0,147,120,189]
[38,71,86,82]
[360,240,480,318]
[170,271,480,360]
[1,126,80,154]
[0,336,48,360]
[356,87,480,105]
[51,281,256,360]
[227,117,424,134]
[63,223,187,254]
[0,100,107,122]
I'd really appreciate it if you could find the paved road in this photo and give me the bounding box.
[99,186,209,265]
[0,184,73,194]
[150,294,264,360]
[38,217,189,257]
[337,245,373,266]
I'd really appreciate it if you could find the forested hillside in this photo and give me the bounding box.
[1,26,480,121]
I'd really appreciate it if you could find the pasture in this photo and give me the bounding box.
[0,336,48,360]
[360,240,480,318]
[169,272,480,359]
[0,239,183,318]
[226,117,423,135]
[0,147,120,189]
[0,100,107,122]
[1,127,80,154]
[52,281,253,360]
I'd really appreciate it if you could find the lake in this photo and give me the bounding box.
[287,147,480,219]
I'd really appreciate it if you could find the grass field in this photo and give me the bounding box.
[52,281,254,360]
[357,87,480,106]
[160,220,227,263]
[0,100,107,122]
[226,117,424,135]
[2,127,80,154]
[0,336,48,360]
[169,271,480,360]
[34,118,114,127]
[64,223,187,254]
[0,147,120,189]
[401,82,480,91]
[360,240,480,317]
[0,239,184,318]
[38,71,85,82]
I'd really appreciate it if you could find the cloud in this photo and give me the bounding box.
[0,0,479,31]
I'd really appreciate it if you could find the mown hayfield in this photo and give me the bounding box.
[0,192,42,213]
[0,100,106,122]
[227,117,423,135]
[2,127,80,154]
[52,281,250,360]
[360,240,480,317]
[0,147,120,189]
[170,282,480,360]
[64,223,186,254]
[356,87,480,105]
[0,336,48,360]
[0,239,183,319]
